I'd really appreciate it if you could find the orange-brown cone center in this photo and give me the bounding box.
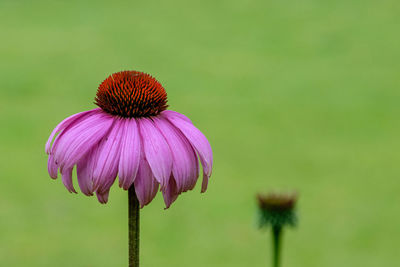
[95,71,168,118]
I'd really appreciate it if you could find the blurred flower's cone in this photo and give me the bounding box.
[257,192,298,267]
[45,71,213,267]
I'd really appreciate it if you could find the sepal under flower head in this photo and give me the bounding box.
[257,192,298,228]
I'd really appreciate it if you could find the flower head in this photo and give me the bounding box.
[256,192,298,228]
[46,71,213,208]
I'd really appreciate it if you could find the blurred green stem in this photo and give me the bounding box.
[272,225,282,267]
[129,187,140,267]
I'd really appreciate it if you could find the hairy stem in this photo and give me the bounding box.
[128,187,140,267]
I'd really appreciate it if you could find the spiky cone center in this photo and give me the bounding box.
[95,71,168,118]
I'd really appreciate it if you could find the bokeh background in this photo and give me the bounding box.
[1,0,399,266]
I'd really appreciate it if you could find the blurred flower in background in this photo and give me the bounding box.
[257,192,298,267]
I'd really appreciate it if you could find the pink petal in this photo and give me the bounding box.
[163,111,213,193]
[49,109,103,158]
[93,118,124,194]
[45,108,99,154]
[134,158,159,208]
[54,112,114,171]
[118,119,141,190]
[47,154,58,179]
[96,189,110,204]
[138,118,172,188]
[201,174,209,193]
[162,176,179,209]
[76,147,98,196]
[61,167,77,193]
[161,110,192,124]
[154,117,199,193]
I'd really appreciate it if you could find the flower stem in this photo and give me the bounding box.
[272,225,282,267]
[128,186,140,267]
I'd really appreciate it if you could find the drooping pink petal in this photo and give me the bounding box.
[45,108,100,154]
[134,158,159,208]
[53,112,114,171]
[202,174,209,192]
[61,167,77,193]
[163,111,213,192]
[184,150,200,192]
[138,118,172,188]
[162,175,179,209]
[96,189,110,204]
[161,110,192,124]
[93,118,124,194]
[47,154,58,179]
[154,117,199,193]
[76,146,98,196]
[118,119,141,190]
[49,109,104,159]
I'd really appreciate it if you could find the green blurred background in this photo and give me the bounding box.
[1,0,399,266]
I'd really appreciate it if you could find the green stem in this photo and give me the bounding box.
[128,186,140,267]
[272,225,282,267]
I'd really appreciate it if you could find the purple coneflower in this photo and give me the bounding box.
[45,71,213,266]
